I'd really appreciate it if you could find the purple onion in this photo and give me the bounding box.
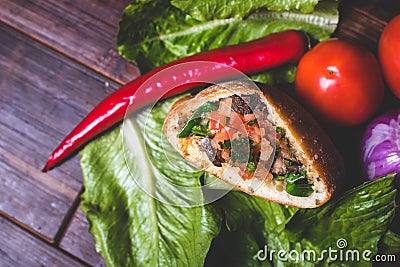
[361,109,400,180]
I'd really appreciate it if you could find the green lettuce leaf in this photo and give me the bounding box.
[171,0,319,21]
[205,224,270,267]
[80,97,221,267]
[285,174,398,266]
[117,0,339,78]
[206,175,397,267]
[203,191,298,266]
[206,175,399,267]
[378,230,400,255]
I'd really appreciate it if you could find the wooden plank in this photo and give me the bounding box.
[0,22,120,241]
[335,0,400,52]
[0,216,86,267]
[60,205,106,267]
[0,0,140,84]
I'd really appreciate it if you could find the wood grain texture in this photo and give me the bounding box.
[60,205,106,267]
[0,0,140,84]
[1,0,400,266]
[0,216,86,267]
[0,22,119,241]
[335,0,400,52]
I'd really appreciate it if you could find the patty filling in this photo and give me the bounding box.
[177,94,314,197]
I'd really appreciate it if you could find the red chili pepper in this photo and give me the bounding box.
[42,30,310,172]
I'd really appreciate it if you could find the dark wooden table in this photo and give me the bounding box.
[0,0,399,266]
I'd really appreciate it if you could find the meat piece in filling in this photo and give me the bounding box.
[179,94,306,181]
[176,93,314,197]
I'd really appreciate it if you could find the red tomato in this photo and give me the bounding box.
[209,111,225,133]
[294,39,384,126]
[241,170,253,180]
[213,128,230,144]
[379,15,400,99]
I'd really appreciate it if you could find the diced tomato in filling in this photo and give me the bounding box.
[209,111,225,134]
[246,125,261,146]
[213,127,230,144]
[181,95,311,194]
[243,113,256,123]
[182,95,264,180]
[241,169,253,180]
[210,108,261,180]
